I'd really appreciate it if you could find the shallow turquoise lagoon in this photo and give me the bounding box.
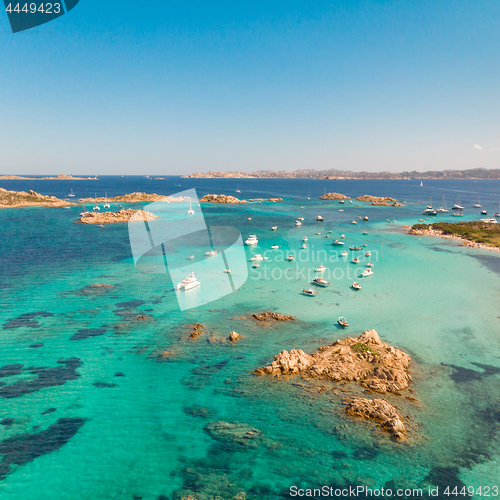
[0,179,499,499]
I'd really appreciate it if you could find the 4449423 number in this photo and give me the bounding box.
[5,3,62,14]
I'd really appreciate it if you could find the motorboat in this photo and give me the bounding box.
[298,217,305,221]
[303,236,308,241]
[250,254,265,261]
[205,250,218,256]
[365,251,371,257]
[247,217,252,220]
[452,204,464,210]
[225,269,231,273]
[316,232,321,235]
[339,209,343,212]
[418,219,425,221]
[272,226,278,231]
[332,240,344,246]
[363,243,367,247]
[245,235,258,245]
[312,277,329,287]
[349,246,362,251]
[352,282,361,290]
[481,210,487,215]
[325,235,330,238]
[316,265,326,272]
[361,268,373,277]
[302,288,318,296]
[351,220,357,224]
[337,316,349,328]
[341,250,348,257]
[423,209,437,215]
[287,255,295,261]
[341,234,345,239]
[252,263,260,268]
[363,216,368,221]
[480,218,498,223]
[271,245,279,249]
[451,212,464,217]
[302,244,307,249]
[339,200,345,204]
[188,255,194,259]
[176,272,200,291]
[295,220,302,226]
[363,231,368,235]
[366,262,374,267]
[315,215,324,221]
[353,257,360,263]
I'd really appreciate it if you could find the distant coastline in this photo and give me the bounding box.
[181,168,500,180]
[0,174,97,181]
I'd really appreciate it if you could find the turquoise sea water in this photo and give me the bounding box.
[0,178,499,499]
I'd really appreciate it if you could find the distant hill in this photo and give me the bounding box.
[182,168,500,180]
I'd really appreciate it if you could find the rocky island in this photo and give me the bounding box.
[355,195,405,206]
[253,330,413,439]
[199,194,246,203]
[409,221,500,250]
[77,209,158,225]
[248,198,283,202]
[0,188,77,209]
[0,174,97,180]
[319,192,350,200]
[79,193,186,204]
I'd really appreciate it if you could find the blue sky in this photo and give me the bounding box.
[0,0,499,174]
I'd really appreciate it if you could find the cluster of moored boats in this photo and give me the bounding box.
[421,196,499,223]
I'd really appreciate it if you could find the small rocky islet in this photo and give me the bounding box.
[76,208,159,225]
[253,329,413,441]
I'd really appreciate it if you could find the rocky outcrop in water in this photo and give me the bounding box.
[199,194,247,203]
[204,421,263,448]
[345,397,406,439]
[0,188,76,208]
[253,330,411,394]
[252,312,296,322]
[78,192,186,204]
[248,198,283,202]
[228,331,243,342]
[76,209,158,224]
[319,192,350,200]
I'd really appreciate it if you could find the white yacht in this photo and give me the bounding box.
[352,282,361,290]
[361,268,373,277]
[351,220,357,224]
[473,197,482,208]
[205,249,218,256]
[312,277,329,287]
[303,237,308,241]
[341,250,348,257]
[302,288,318,296]
[176,272,200,290]
[68,189,75,197]
[480,218,498,223]
[353,257,360,263]
[272,226,278,231]
[298,217,305,221]
[250,254,265,261]
[103,192,110,209]
[245,235,258,245]
[452,203,464,210]
[93,205,100,211]
[316,265,326,272]
[315,215,324,221]
[247,217,252,221]
[339,200,345,204]
[295,220,302,226]
[302,244,307,249]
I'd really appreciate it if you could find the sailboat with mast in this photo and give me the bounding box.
[188,198,195,215]
[473,197,482,208]
[437,194,449,213]
[103,192,110,209]
[67,188,75,197]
